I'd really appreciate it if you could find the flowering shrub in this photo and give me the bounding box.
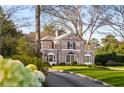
[0,56,43,87]
[0,55,3,59]
[26,64,37,72]
[34,70,45,83]
[26,64,46,83]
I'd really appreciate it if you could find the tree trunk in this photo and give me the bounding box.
[85,32,92,51]
[35,5,41,57]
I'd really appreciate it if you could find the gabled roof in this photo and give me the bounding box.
[40,32,72,41]
[40,36,55,41]
[55,33,72,40]
[40,32,82,41]
[26,31,55,41]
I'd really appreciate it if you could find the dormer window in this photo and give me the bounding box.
[67,42,75,49]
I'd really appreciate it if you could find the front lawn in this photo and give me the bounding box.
[50,66,124,87]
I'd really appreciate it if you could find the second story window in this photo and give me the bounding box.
[67,42,75,49]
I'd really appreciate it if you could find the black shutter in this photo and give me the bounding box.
[73,42,75,49]
[52,42,54,49]
[47,55,48,62]
[68,42,70,49]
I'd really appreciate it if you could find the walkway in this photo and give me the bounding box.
[46,71,110,87]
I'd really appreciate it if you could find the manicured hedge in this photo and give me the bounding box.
[95,53,124,66]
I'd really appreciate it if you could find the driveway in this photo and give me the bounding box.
[46,71,111,87]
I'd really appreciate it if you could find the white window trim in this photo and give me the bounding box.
[84,55,92,64]
[62,49,80,52]
[41,49,57,50]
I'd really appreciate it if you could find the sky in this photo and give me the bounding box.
[2,5,36,33]
[2,5,122,42]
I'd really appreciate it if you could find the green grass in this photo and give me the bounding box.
[50,66,124,87]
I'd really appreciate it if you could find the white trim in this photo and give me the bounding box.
[41,48,80,51]
[84,62,93,65]
[84,51,94,52]
[62,49,81,52]
[40,36,49,40]
[85,53,92,56]
[47,52,55,55]
[41,49,57,50]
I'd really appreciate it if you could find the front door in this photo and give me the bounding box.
[48,55,55,62]
[66,54,75,63]
[47,54,56,65]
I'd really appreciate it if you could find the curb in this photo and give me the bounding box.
[49,69,112,87]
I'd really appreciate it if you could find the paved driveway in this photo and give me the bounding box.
[46,71,110,87]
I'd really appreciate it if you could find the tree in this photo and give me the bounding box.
[42,23,55,36]
[16,37,36,56]
[101,34,118,46]
[84,6,110,50]
[42,23,66,37]
[42,6,83,38]
[0,11,23,57]
[97,34,118,54]
[91,38,99,46]
[0,6,29,55]
[100,35,117,54]
[115,41,124,55]
[35,5,41,57]
[106,6,124,39]
[42,5,109,50]
[90,38,100,51]
[95,34,121,66]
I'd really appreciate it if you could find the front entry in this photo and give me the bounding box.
[47,53,56,65]
[66,54,75,63]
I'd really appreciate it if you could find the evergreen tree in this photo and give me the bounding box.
[0,6,23,57]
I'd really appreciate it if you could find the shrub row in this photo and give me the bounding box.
[95,53,124,66]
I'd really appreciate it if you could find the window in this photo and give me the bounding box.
[66,55,70,62]
[47,53,55,62]
[84,56,92,63]
[48,55,54,61]
[67,42,75,49]
[84,56,90,62]
[66,54,75,63]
